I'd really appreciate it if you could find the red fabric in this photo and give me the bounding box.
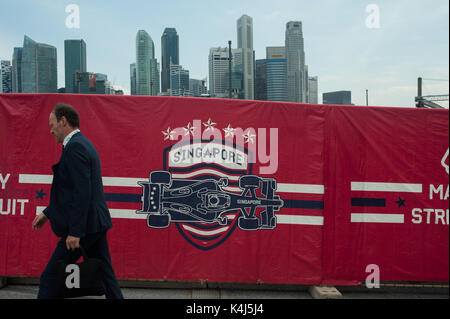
[0,94,448,284]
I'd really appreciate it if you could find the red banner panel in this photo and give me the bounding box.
[323,106,449,284]
[0,94,448,285]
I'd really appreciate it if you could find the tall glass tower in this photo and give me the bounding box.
[136,30,159,96]
[237,14,254,100]
[64,39,86,93]
[161,28,179,93]
[285,21,308,103]
[21,35,57,93]
[266,47,288,102]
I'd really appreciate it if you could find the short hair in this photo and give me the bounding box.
[52,103,80,128]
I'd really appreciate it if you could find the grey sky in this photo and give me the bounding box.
[0,0,448,107]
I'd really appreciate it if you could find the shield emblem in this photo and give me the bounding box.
[162,139,253,250]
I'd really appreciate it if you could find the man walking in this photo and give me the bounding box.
[32,103,123,299]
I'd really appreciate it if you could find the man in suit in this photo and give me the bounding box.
[32,103,123,299]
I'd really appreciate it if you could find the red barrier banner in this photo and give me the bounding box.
[323,106,449,284]
[0,94,448,285]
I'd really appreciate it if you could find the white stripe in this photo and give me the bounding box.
[277,214,324,226]
[19,174,325,194]
[351,213,404,224]
[172,169,240,181]
[20,174,146,187]
[102,209,323,226]
[351,182,422,193]
[110,209,146,219]
[20,174,53,184]
[182,224,229,236]
[36,206,46,215]
[102,177,147,187]
[277,183,324,194]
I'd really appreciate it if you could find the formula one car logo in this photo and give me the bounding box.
[136,136,284,250]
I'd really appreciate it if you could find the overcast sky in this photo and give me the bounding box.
[1,0,448,107]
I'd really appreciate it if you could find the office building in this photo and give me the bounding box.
[20,35,57,93]
[285,21,308,103]
[170,64,190,96]
[255,59,267,101]
[12,48,23,93]
[237,14,254,100]
[308,76,318,104]
[266,46,288,102]
[209,47,243,98]
[208,47,229,97]
[136,30,159,96]
[130,63,136,95]
[225,64,244,99]
[64,39,87,93]
[73,72,114,95]
[189,78,207,97]
[0,61,12,93]
[161,28,179,93]
[323,90,352,105]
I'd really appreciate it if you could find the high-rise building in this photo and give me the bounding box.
[266,46,288,102]
[130,63,136,95]
[323,90,352,105]
[73,72,114,95]
[208,47,229,97]
[170,64,190,96]
[64,39,87,93]
[308,76,318,104]
[237,14,254,100]
[189,78,207,97]
[136,30,159,96]
[161,28,179,93]
[255,59,267,101]
[285,21,308,103]
[208,47,243,97]
[20,35,57,93]
[12,48,23,93]
[0,61,12,93]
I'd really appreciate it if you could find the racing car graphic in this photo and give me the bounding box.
[137,171,284,231]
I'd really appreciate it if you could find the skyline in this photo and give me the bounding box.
[0,0,448,107]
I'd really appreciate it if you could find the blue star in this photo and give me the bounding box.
[35,189,46,200]
[395,197,406,208]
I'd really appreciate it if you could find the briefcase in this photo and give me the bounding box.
[54,245,106,299]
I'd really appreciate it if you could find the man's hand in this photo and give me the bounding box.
[66,235,80,251]
[32,213,48,230]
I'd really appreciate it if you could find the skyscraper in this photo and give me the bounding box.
[0,61,12,93]
[266,46,288,102]
[208,47,243,97]
[170,64,190,97]
[136,30,159,96]
[255,59,267,101]
[285,21,308,103]
[161,28,179,93]
[12,48,22,93]
[64,39,87,93]
[237,14,254,100]
[209,47,229,97]
[308,76,318,104]
[323,91,352,105]
[20,35,57,93]
[130,63,136,95]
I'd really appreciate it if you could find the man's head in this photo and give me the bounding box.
[49,103,80,143]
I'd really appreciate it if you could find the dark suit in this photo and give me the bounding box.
[38,131,123,299]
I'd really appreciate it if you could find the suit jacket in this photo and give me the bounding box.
[44,132,112,238]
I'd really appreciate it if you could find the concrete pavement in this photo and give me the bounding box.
[0,278,447,299]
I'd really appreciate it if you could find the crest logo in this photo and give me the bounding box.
[136,120,283,250]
